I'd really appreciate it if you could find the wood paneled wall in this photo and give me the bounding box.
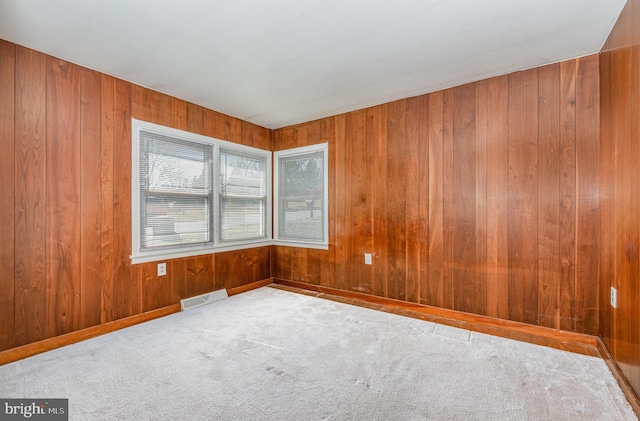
[600,0,640,399]
[0,40,271,352]
[272,55,600,335]
[0,37,609,356]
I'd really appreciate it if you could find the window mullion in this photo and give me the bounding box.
[211,144,220,246]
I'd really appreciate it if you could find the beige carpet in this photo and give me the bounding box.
[0,287,636,420]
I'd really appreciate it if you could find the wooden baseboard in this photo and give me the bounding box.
[596,338,640,417]
[0,278,273,366]
[0,304,181,366]
[270,279,600,357]
[273,279,640,418]
[4,276,638,418]
[227,278,273,296]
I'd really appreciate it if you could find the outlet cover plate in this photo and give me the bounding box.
[611,286,617,308]
[158,262,167,276]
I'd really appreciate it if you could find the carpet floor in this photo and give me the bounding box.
[0,286,636,420]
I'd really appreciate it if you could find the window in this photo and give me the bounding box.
[219,149,268,241]
[132,119,271,264]
[138,132,214,250]
[274,143,329,249]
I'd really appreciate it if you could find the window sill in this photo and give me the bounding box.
[131,239,330,264]
[130,239,273,264]
[272,240,329,251]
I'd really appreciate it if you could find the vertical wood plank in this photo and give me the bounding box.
[202,108,218,139]
[132,87,172,127]
[171,98,188,131]
[305,120,323,286]
[138,261,173,312]
[453,84,477,314]
[521,68,540,325]
[46,57,82,337]
[272,129,290,286]
[171,258,187,300]
[217,250,238,289]
[559,60,577,332]
[486,75,510,319]
[610,41,640,391]
[291,124,308,283]
[508,69,539,325]
[320,118,334,287]
[241,120,255,147]
[475,80,488,316]
[230,117,242,145]
[293,249,308,284]
[442,89,455,309]
[598,50,614,354]
[112,79,138,320]
[274,126,290,149]
[604,14,640,390]
[0,40,16,351]
[273,246,292,282]
[405,97,422,304]
[187,103,205,136]
[186,255,215,297]
[575,55,601,335]
[427,91,444,307]
[14,46,47,346]
[629,43,640,393]
[612,47,633,387]
[386,99,407,301]
[333,114,347,290]
[417,96,430,307]
[348,109,370,293]
[216,248,269,290]
[371,105,388,297]
[251,125,271,151]
[79,67,102,329]
[100,74,115,324]
[537,63,561,329]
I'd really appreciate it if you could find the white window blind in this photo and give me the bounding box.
[219,149,268,241]
[139,131,214,250]
[274,144,328,247]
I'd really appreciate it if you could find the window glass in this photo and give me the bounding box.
[140,132,213,250]
[219,149,268,241]
[274,144,328,248]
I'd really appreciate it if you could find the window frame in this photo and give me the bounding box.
[218,148,269,243]
[273,143,329,250]
[131,118,272,264]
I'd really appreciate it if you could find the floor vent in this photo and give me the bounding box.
[181,289,228,311]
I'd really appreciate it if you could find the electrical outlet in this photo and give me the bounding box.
[364,253,372,265]
[158,262,167,277]
[611,286,617,309]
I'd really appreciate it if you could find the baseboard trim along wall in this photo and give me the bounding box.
[0,278,273,366]
[3,275,638,418]
[597,338,640,416]
[270,278,640,418]
[270,279,598,355]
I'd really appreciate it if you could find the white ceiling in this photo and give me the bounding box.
[0,0,627,129]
